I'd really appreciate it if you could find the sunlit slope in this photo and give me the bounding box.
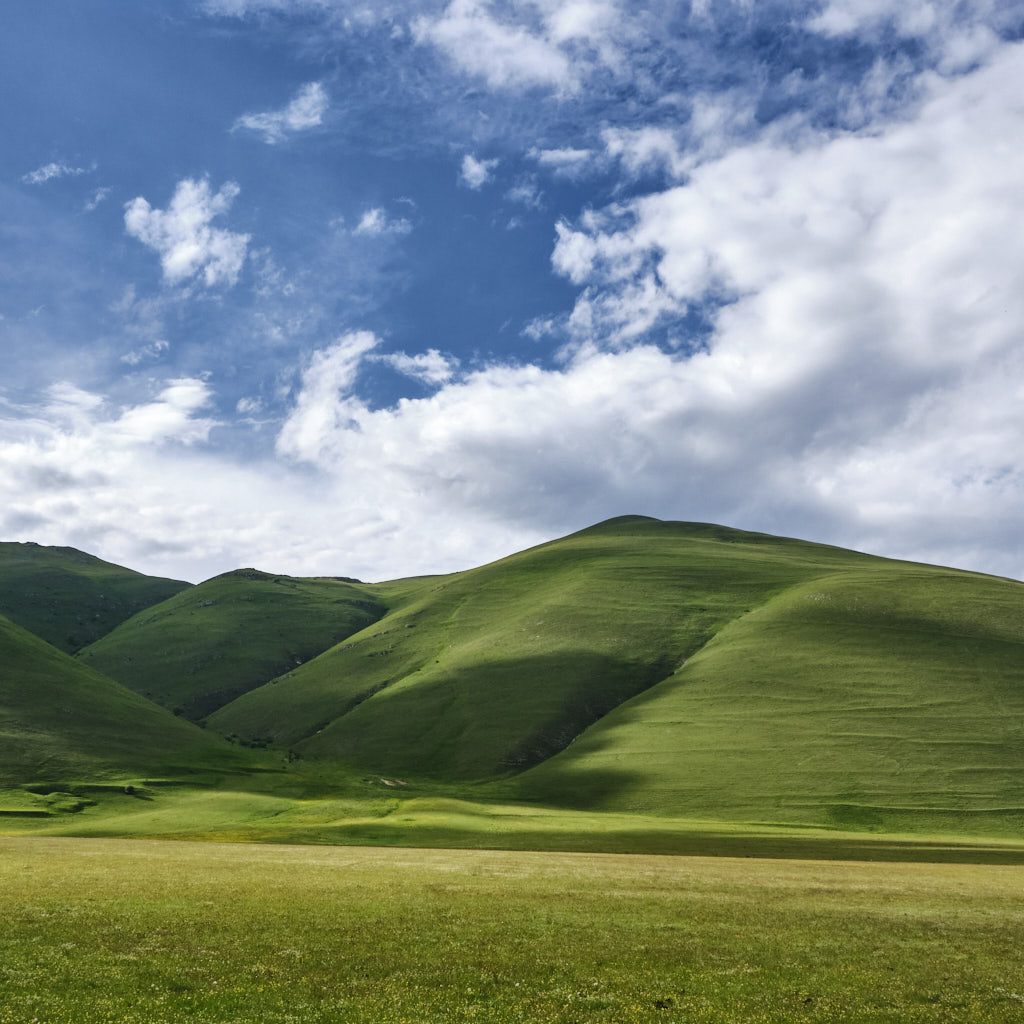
[209,517,891,778]
[516,568,1024,834]
[77,570,389,719]
[0,614,251,784]
[0,541,188,653]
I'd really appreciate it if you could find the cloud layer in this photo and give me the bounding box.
[6,0,1024,586]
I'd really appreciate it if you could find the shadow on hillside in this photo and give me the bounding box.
[309,651,679,780]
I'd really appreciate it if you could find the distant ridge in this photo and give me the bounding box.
[0,542,188,653]
[3,517,1024,838]
[77,571,388,719]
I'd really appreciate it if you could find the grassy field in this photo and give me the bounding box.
[4,770,1024,865]
[2,836,1024,1023]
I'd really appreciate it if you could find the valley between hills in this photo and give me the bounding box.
[2,515,1024,861]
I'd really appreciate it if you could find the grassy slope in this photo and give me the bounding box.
[5,517,1023,847]
[0,613,255,786]
[515,565,1024,835]
[0,541,188,653]
[209,518,890,780]
[76,570,389,718]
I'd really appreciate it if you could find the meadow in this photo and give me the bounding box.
[2,836,1024,1024]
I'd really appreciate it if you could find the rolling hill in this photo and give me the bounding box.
[2,516,1023,842]
[0,541,188,653]
[76,569,389,718]
[0,612,253,786]
[514,565,1024,835]
[207,518,902,776]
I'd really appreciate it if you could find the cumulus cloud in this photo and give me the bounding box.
[459,154,499,190]
[374,348,459,385]
[233,81,329,143]
[21,161,90,185]
[124,178,250,288]
[276,332,379,465]
[601,126,687,179]
[413,0,581,93]
[806,0,1004,72]
[9,1,1024,588]
[353,207,414,236]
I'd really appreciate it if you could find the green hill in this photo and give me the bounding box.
[208,518,897,778]
[0,541,188,653]
[202,517,1024,836]
[0,613,252,786]
[4,517,1024,843]
[514,565,1024,835]
[76,570,389,718]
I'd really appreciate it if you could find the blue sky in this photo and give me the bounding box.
[3,0,1024,582]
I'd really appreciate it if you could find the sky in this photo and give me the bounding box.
[2,0,1024,584]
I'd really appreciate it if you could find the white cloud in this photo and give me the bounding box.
[459,154,499,190]
[412,0,633,94]
[374,348,459,385]
[353,207,413,236]
[505,179,544,208]
[233,81,329,144]
[21,161,89,185]
[84,187,112,212]
[110,379,218,446]
[124,178,250,288]
[236,396,263,415]
[413,0,578,92]
[120,340,170,366]
[528,146,594,177]
[276,332,379,465]
[601,126,687,179]
[807,0,1003,74]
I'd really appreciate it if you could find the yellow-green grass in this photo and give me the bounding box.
[3,836,1024,1023]
[209,518,892,778]
[77,569,391,718]
[0,614,258,786]
[0,541,187,653]
[515,567,1024,837]
[5,774,1024,865]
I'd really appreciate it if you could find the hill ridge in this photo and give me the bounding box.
[4,518,1024,840]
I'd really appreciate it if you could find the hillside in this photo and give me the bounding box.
[208,518,897,778]
[0,541,188,653]
[76,570,390,719]
[0,613,253,786]
[3,517,1023,843]
[199,516,1024,836]
[513,564,1024,835]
